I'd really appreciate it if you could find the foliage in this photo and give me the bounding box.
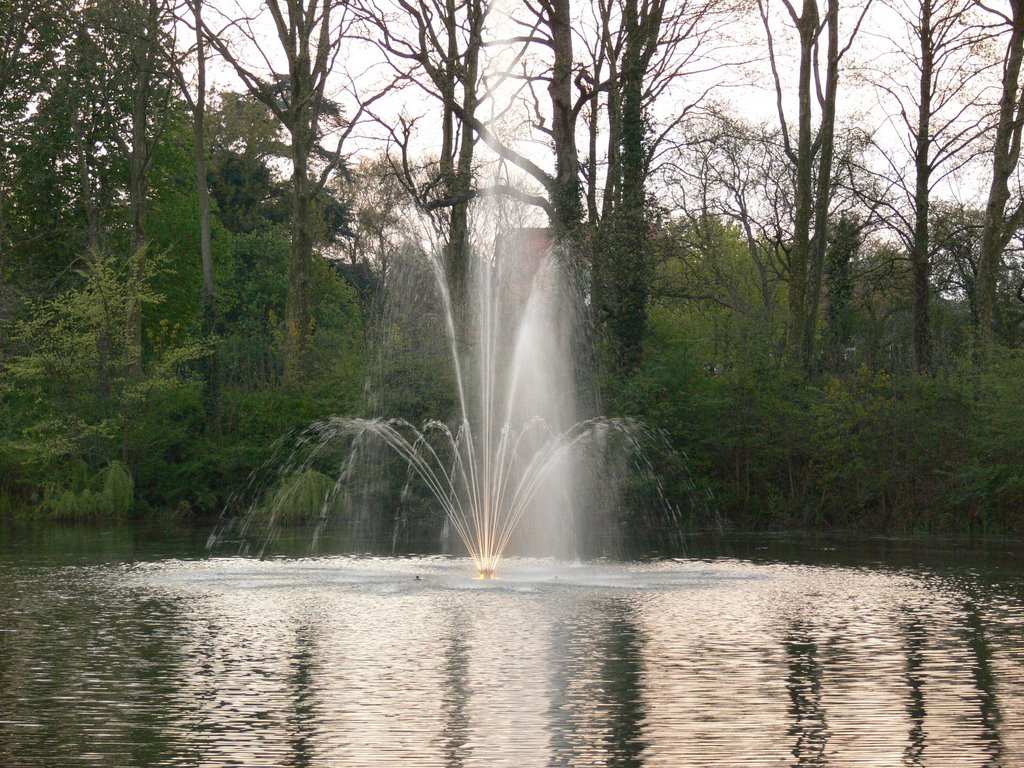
[963,352,1024,531]
[144,113,237,333]
[823,215,860,370]
[618,302,1022,534]
[5,0,1024,540]
[0,247,206,515]
[809,366,970,530]
[33,461,134,522]
[258,469,346,525]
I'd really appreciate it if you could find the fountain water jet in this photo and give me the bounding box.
[216,200,683,576]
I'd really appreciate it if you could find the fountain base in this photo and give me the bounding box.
[477,568,497,580]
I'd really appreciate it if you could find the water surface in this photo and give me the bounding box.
[2,527,1023,766]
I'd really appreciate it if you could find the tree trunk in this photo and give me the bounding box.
[602,63,621,222]
[547,0,581,234]
[585,74,601,224]
[785,0,818,368]
[444,0,481,338]
[77,134,101,249]
[191,0,220,431]
[73,27,102,251]
[0,178,8,362]
[283,126,315,383]
[978,2,1024,352]
[126,0,161,377]
[910,0,934,372]
[911,196,933,371]
[279,0,323,385]
[127,119,148,374]
[802,0,839,370]
[615,0,649,371]
[591,54,620,339]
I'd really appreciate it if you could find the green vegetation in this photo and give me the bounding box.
[36,461,135,522]
[0,93,366,521]
[258,470,346,526]
[2,0,1023,536]
[614,234,1024,534]
[2,88,1023,534]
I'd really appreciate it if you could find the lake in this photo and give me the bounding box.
[2,526,1022,766]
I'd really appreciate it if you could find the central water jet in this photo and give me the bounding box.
[220,214,678,577]
[426,225,583,577]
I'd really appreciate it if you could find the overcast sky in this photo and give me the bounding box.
[196,0,1012,214]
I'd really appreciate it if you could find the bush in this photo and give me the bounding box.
[36,461,134,522]
[964,352,1024,532]
[618,307,986,534]
[259,469,346,525]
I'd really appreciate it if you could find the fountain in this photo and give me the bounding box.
[215,201,683,577]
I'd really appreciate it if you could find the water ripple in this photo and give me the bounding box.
[1,553,1022,766]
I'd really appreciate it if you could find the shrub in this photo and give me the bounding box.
[37,461,134,522]
[259,469,346,525]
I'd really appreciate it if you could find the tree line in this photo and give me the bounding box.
[1,0,1023,531]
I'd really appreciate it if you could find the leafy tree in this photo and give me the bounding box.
[0,0,73,292]
[206,91,290,234]
[823,215,862,370]
[203,0,377,382]
[652,215,787,362]
[1,247,205,511]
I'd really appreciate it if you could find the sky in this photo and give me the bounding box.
[193,0,1015,220]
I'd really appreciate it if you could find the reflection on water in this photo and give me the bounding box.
[902,612,927,767]
[1,532,1024,766]
[785,623,828,765]
[964,597,1003,765]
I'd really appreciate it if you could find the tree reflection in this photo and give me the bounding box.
[543,599,647,767]
[284,622,319,768]
[441,610,472,768]
[600,601,647,767]
[901,613,926,767]
[785,623,829,766]
[963,598,1004,767]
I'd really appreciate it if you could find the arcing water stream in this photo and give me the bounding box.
[218,224,679,576]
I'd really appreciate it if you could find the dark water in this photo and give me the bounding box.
[2,526,1023,767]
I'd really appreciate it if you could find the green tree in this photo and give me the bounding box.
[1,248,205,512]
[204,0,371,382]
[0,0,72,297]
[823,215,861,371]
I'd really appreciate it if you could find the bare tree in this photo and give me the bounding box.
[666,113,795,346]
[976,0,1024,351]
[204,0,382,381]
[337,153,441,319]
[546,0,583,231]
[361,0,488,316]
[758,0,871,368]
[578,0,738,224]
[394,0,581,233]
[866,0,987,371]
[580,0,737,369]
